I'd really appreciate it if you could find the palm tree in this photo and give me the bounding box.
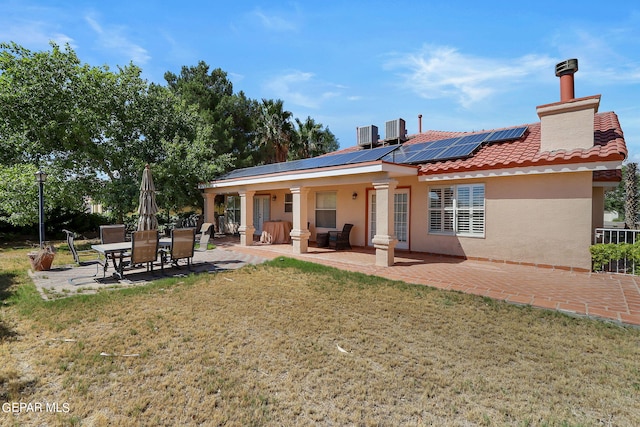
[256,99,293,164]
[292,116,323,159]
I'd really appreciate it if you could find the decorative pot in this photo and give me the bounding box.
[28,248,56,271]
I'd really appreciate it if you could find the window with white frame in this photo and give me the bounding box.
[225,195,241,225]
[284,193,293,213]
[315,191,336,228]
[428,184,484,237]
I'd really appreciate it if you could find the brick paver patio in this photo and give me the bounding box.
[219,239,640,327]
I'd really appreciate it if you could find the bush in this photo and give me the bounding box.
[590,242,640,272]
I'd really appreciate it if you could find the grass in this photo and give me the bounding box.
[1,246,639,425]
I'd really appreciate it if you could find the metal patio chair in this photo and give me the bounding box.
[62,229,105,281]
[162,227,196,270]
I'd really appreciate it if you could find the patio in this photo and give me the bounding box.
[224,238,640,328]
[28,236,640,327]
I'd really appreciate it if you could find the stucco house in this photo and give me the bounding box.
[199,59,627,271]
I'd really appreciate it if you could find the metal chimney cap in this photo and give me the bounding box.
[555,58,578,76]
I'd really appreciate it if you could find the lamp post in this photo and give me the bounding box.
[35,170,47,248]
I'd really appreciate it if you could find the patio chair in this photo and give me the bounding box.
[100,224,127,271]
[328,224,354,250]
[196,223,213,251]
[161,227,196,269]
[126,229,159,277]
[62,229,106,281]
[100,224,126,243]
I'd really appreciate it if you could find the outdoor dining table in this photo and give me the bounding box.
[91,237,171,279]
[260,220,292,244]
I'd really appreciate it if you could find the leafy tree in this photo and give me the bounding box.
[0,163,86,227]
[164,62,258,170]
[256,99,294,164]
[0,42,198,224]
[605,163,639,220]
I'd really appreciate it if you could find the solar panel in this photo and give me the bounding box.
[217,126,528,181]
[487,126,527,143]
[216,144,401,180]
[456,132,492,144]
[404,148,447,163]
[438,141,482,160]
[346,144,398,164]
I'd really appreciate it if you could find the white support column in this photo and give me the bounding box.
[238,190,255,246]
[372,179,398,267]
[202,191,216,225]
[290,186,311,254]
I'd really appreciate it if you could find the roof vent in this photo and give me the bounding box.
[555,58,579,102]
[385,118,406,143]
[555,58,578,76]
[357,125,379,147]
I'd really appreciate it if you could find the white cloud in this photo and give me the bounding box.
[385,45,552,108]
[84,15,150,65]
[0,19,75,49]
[550,27,640,84]
[263,70,343,109]
[251,7,299,32]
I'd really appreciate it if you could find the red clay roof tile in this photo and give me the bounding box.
[416,111,626,176]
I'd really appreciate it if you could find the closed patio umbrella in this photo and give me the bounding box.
[137,164,159,231]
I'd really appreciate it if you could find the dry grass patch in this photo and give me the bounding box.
[1,257,639,426]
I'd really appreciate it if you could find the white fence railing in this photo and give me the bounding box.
[593,228,640,274]
[593,228,640,245]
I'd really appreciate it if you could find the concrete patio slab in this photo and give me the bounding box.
[29,247,268,300]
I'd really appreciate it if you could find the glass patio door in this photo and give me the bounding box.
[253,195,271,235]
[368,189,409,250]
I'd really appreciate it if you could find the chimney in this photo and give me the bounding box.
[555,58,578,102]
[536,58,600,152]
[418,114,422,133]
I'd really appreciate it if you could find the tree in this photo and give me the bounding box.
[605,163,639,221]
[625,163,638,229]
[256,99,294,164]
[290,116,339,160]
[164,62,258,170]
[0,42,199,225]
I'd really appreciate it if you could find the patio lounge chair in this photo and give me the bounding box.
[126,229,159,277]
[62,229,105,281]
[196,223,213,251]
[162,227,196,269]
[328,224,353,250]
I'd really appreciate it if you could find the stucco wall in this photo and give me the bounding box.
[415,172,594,270]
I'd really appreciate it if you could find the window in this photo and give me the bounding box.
[428,184,484,237]
[315,191,336,228]
[284,193,293,213]
[225,195,241,225]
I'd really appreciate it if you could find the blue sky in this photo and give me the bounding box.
[2,0,639,160]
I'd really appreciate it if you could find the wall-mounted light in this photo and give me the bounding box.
[272,195,277,201]
[352,192,358,200]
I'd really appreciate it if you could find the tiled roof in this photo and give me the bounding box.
[416,111,627,175]
[593,169,622,182]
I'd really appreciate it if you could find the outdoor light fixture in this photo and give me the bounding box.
[272,195,277,201]
[35,170,47,248]
[352,192,358,200]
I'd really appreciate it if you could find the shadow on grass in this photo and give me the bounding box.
[0,271,17,303]
[0,271,19,341]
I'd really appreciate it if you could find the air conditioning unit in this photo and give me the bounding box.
[385,118,406,142]
[357,125,379,147]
